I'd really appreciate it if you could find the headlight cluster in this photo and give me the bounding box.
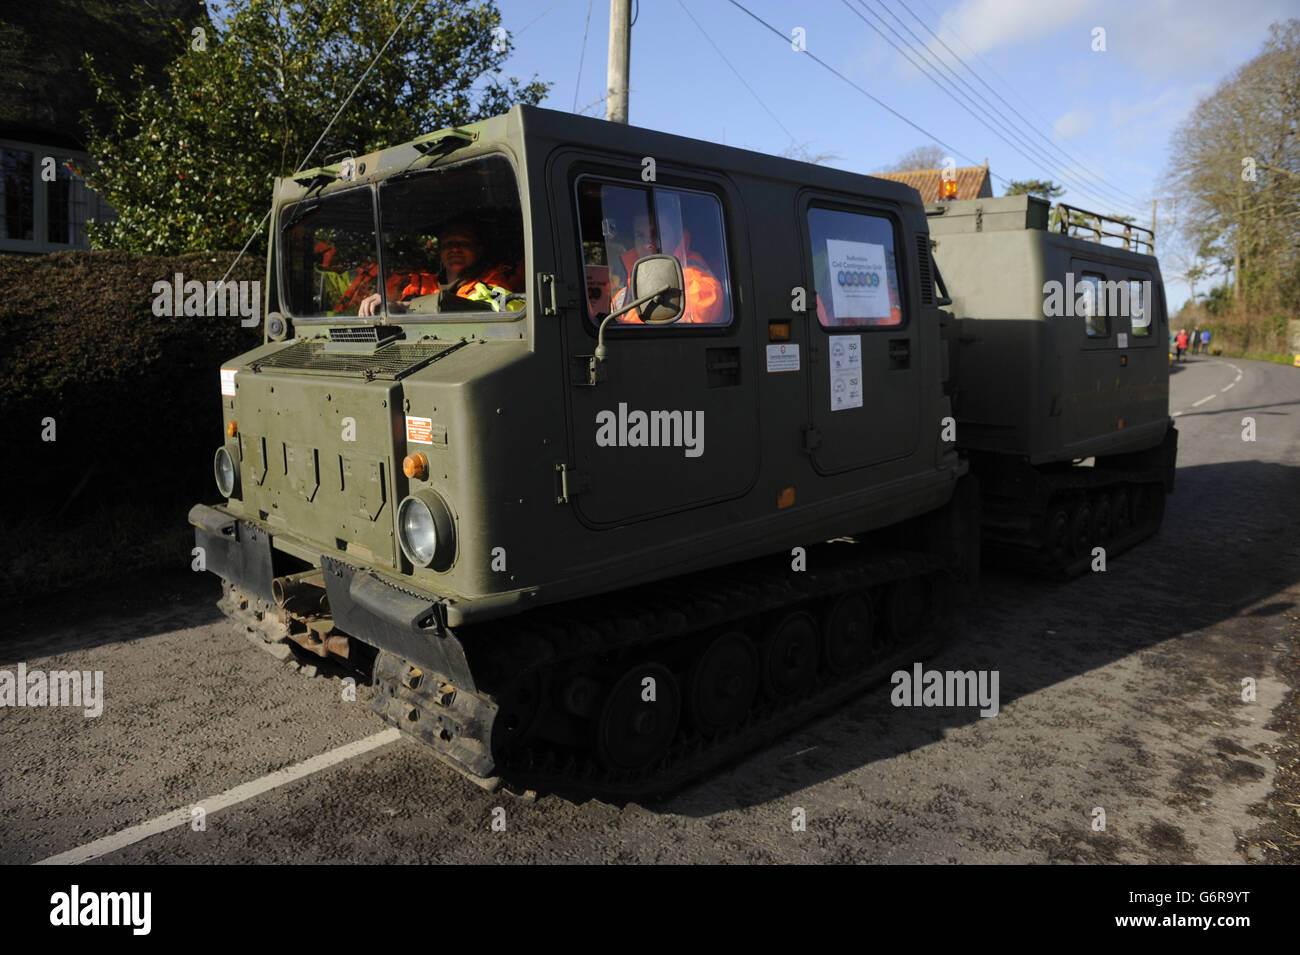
[213,446,238,498]
[397,490,455,570]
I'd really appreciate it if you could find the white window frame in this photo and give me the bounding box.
[0,138,112,253]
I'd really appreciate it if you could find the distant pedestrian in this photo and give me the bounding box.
[1191,327,1201,355]
[1201,329,1211,354]
[1175,328,1189,361]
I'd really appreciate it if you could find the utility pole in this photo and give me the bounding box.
[606,0,631,124]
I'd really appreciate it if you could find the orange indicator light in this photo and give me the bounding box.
[777,486,796,509]
[226,420,238,437]
[403,453,429,480]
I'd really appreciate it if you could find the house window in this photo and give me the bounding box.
[0,141,112,252]
[1,148,34,241]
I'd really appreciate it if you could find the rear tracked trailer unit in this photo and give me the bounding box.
[927,196,1177,576]
[191,105,1169,797]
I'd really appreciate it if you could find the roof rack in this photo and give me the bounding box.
[1053,203,1154,255]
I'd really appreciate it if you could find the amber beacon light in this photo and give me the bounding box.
[403,453,429,480]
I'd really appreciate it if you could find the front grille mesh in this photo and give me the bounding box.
[253,340,462,379]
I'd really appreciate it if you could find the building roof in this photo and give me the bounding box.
[872,163,993,202]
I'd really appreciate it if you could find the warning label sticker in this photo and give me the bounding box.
[766,343,800,372]
[220,367,237,397]
[828,334,863,411]
[406,415,434,444]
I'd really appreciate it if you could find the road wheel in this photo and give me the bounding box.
[759,611,820,700]
[885,576,925,642]
[1111,486,1132,535]
[594,663,681,771]
[686,632,758,735]
[1091,493,1112,545]
[821,593,875,674]
[1045,504,1071,565]
[1068,500,1093,558]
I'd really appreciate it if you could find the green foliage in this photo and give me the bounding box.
[1204,284,1232,315]
[1166,19,1300,311]
[0,1,201,147]
[0,250,262,516]
[78,0,550,255]
[1006,179,1065,200]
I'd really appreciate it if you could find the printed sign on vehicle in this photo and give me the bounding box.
[406,416,434,444]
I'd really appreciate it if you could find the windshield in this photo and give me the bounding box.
[278,153,526,320]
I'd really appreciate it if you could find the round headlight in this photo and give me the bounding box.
[397,490,455,570]
[214,446,237,498]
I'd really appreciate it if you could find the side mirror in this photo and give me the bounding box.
[586,254,686,385]
[628,253,685,325]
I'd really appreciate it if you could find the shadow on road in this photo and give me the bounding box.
[660,458,1300,815]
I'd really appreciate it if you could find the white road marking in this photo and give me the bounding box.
[1192,395,1216,407]
[35,729,402,865]
[1221,381,1236,393]
[1172,411,1184,417]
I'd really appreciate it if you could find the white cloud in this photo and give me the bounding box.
[933,0,1096,56]
[1053,109,1097,139]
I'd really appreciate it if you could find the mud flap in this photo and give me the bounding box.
[189,504,275,603]
[319,555,477,692]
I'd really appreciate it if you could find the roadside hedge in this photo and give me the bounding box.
[0,250,263,597]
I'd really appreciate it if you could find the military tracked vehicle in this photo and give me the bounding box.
[926,196,1177,576]
[190,104,1168,797]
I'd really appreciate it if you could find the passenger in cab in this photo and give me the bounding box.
[357,221,522,315]
[609,212,724,324]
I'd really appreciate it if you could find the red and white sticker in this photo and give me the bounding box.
[220,367,237,397]
[406,415,434,444]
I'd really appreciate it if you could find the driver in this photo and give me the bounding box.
[358,221,522,315]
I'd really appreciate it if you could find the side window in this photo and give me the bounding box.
[1079,271,1108,337]
[576,177,732,326]
[807,206,903,328]
[1128,279,1150,336]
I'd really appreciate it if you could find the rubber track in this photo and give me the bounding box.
[377,542,950,800]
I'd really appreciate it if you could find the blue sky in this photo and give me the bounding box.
[491,0,1295,310]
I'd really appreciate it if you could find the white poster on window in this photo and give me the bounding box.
[828,334,863,411]
[826,239,890,320]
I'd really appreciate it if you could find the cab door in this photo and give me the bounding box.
[552,159,759,527]
[801,198,919,473]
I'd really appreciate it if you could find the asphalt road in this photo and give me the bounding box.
[3,355,1298,864]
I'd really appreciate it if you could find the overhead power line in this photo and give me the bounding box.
[573,0,595,113]
[886,0,1147,209]
[846,0,1142,217]
[906,0,1149,209]
[676,0,797,144]
[724,0,1003,185]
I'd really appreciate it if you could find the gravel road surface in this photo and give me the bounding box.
[3,355,1297,864]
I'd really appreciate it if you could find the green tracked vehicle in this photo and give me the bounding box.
[190,104,979,796]
[925,195,1176,576]
[191,105,1173,797]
